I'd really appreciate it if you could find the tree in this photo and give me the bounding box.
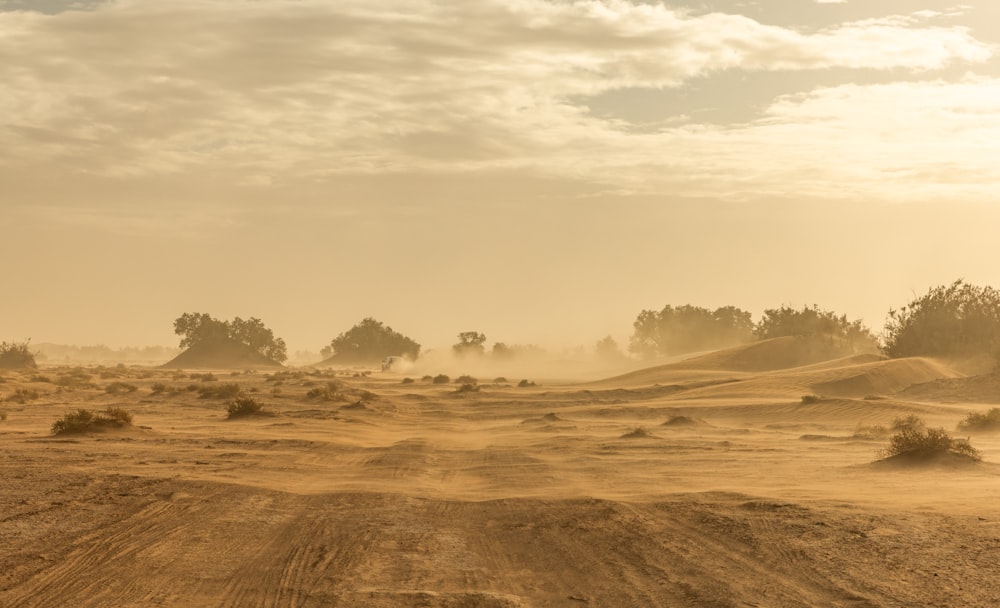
[453,331,487,357]
[595,335,625,360]
[173,312,288,363]
[629,305,754,358]
[882,280,1000,359]
[754,304,875,350]
[326,318,420,363]
[173,312,229,348]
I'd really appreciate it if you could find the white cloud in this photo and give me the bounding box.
[0,0,996,204]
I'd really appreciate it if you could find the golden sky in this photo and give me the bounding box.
[3,0,1000,352]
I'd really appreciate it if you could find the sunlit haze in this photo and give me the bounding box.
[3,0,1000,352]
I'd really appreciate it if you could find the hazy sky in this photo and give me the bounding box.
[3,0,1000,353]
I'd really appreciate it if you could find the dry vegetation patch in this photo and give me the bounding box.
[957,408,1000,433]
[51,407,134,435]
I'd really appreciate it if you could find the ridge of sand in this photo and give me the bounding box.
[162,337,284,370]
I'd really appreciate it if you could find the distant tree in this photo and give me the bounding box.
[629,304,754,358]
[326,317,420,363]
[453,331,487,357]
[754,305,875,350]
[0,340,37,369]
[595,335,625,360]
[882,280,1000,359]
[173,312,288,363]
[173,312,229,348]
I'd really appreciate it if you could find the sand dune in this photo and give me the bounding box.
[2,344,1000,607]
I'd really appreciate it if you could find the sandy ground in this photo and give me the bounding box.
[3,352,1000,607]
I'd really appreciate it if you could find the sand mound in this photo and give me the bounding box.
[620,427,653,439]
[602,336,873,387]
[810,358,960,398]
[872,451,982,469]
[162,337,283,370]
[896,372,1000,403]
[661,415,707,427]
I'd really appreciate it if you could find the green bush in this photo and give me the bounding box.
[878,425,981,461]
[226,396,270,418]
[957,408,1000,433]
[51,407,134,434]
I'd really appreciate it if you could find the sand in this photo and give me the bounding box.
[2,349,1000,607]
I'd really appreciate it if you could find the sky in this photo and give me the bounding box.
[3,0,1000,354]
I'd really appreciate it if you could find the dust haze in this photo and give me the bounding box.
[6,0,1000,605]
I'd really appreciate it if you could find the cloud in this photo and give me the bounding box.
[0,0,996,204]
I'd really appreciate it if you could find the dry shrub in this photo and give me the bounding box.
[226,396,271,418]
[105,382,138,394]
[518,379,537,388]
[878,425,981,462]
[0,341,37,369]
[52,407,134,434]
[198,383,243,399]
[455,383,480,394]
[13,388,40,403]
[800,394,822,404]
[432,374,450,384]
[306,382,343,401]
[957,408,1000,433]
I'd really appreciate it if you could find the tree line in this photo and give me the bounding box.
[29,278,989,371]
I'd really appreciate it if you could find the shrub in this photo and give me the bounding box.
[494,377,508,383]
[13,388,40,403]
[957,408,1000,433]
[630,305,754,358]
[517,379,537,388]
[401,377,415,385]
[432,374,450,384]
[421,375,434,382]
[56,369,94,388]
[0,340,37,369]
[105,382,138,394]
[190,372,217,382]
[51,407,134,434]
[891,414,925,433]
[800,394,822,405]
[151,382,168,394]
[878,426,981,461]
[0,411,7,422]
[455,383,480,393]
[198,383,243,399]
[226,396,270,418]
[852,423,889,439]
[455,375,477,384]
[306,382,342,401]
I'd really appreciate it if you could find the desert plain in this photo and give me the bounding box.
[3,338,1000,608]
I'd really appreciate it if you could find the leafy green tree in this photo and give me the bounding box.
[882,280,1000,359]
[326,318,420,363]
[173,312,288,363]
[453,331,487,357]
[629,305,754,358]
